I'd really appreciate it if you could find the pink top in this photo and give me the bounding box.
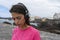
[11,26,41,40]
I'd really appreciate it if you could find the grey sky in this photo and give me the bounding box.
[0,0,60,18]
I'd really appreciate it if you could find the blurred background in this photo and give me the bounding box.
[0,0,60,40]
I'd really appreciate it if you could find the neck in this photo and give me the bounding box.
[19,24,29,30]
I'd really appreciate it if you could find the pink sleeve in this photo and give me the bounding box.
[33,31,41,40]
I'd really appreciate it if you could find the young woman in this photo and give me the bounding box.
[9,3,41,40]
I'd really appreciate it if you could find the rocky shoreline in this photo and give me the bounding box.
[0,23,60,40]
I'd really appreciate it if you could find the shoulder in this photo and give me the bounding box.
[30,26,41,40]
[30,26,40,34]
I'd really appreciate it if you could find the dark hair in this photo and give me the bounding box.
[9,3,30,25]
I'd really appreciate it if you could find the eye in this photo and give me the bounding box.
[16,17,21,20]
[12,18,15,20]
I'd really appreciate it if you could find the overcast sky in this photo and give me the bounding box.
[0,0,60,18]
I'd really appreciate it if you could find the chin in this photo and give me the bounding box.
[16,24,21,27]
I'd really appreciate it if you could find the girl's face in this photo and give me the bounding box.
[11,12,26,27]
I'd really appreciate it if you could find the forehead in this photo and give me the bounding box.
[11,12,24,17]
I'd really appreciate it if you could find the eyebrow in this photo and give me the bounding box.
[12,16,21,18]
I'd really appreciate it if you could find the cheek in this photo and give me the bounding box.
[19,18,25,24]
[21,19,25,23]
